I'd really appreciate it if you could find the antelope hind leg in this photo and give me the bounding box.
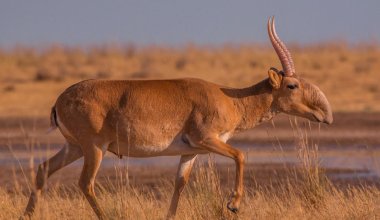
[22,143,83,219]
[78,145,106,219]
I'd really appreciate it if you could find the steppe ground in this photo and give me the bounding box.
[0,43,380,219]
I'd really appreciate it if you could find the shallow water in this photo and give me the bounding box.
[2,143,380,180]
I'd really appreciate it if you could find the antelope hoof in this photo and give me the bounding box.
[19,215,31,220]
[227,202,239,214]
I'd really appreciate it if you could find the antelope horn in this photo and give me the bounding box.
[271,17,295,74]
[267,16,295,76]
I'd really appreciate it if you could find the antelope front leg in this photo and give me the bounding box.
[187,136,245,213]
[166,154,197,220]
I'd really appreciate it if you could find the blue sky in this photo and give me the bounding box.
[0,0,379,47]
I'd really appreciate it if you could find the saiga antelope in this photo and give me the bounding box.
[22,17,333,219]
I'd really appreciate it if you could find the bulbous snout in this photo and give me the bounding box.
[323,106,333,125]
[315,89,333,125]
[302,80,333,125]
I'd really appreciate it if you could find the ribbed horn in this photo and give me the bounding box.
[271,17,295,74]
[267,16,294,76]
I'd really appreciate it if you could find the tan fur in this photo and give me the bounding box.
[22,73,332,219]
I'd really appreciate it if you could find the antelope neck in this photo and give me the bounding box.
[232,79,278,131]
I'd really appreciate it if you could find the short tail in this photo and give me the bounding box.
[47,105,58,133]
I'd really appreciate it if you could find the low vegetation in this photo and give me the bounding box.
[1,123,379,219]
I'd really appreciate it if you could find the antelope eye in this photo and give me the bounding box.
[287,84,298,90]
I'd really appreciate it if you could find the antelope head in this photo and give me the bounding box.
[267,17,333,124]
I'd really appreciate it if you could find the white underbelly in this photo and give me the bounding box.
[108,134,208,157]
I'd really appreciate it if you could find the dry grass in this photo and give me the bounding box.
[1,122,380,219]
[0,42,380,117]
[1,158,379,219]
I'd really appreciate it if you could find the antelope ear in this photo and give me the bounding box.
[268,68,283,89]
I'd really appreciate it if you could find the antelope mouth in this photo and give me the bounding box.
[311,109,326,123]
[312,112,333,125]
[312,114,322,122]
[312,114,322,123]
